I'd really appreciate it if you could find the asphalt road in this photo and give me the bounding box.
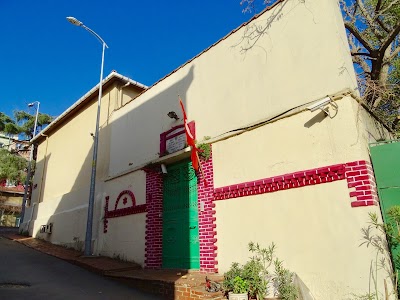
[0,236,161,300]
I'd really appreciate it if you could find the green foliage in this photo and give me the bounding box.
[232,276,249,294]
[223,262,243,292]
[274,259,298,300]
[242,258,266,298]
[0,148,27,183]
[224,242,298,300]
[357,211,400,299]
[14,110,53,139]
[1,110,53,140]
[18,229,30,236]
[197,136,212,161]
[0,112,14,132]
[247,241,274,299]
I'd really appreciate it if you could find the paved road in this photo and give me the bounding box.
[0,236,161,300]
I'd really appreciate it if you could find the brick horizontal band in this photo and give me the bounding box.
[105,204,147,218]
[214,160,378,208]
[103,190,147,234]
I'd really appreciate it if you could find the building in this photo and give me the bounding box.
[0,132,29,154]
[0,186,23,227]
[22,0,396,298]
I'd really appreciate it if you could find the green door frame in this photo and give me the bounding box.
[162,159,200,269]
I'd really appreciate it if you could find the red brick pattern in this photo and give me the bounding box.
[345,160,379,207]
[144,171,163,269]
[197,151,218,273]
[214,160,378,208]
[214,164,346,200]
[176,286,224,300]
[144,151,218,272]
[103,190,147,233]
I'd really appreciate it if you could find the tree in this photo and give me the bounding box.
[340,0,400,128]
[14,111,53,140]
[240,0,400,130]
[0,112,14,133]
[0,148,27,184]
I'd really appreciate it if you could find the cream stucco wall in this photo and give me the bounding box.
[24,82,142,248]
[212,96,390,188]
[215,181,389,299]
[96,170,146,265]
[211,96,394,298]
[108,0,357,178]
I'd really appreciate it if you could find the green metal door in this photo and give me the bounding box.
[162,159,200,269]
[370,140,400,281]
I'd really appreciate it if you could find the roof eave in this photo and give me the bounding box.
[31,71,147,143]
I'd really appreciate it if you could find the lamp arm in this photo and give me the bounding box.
[82,25,109,48]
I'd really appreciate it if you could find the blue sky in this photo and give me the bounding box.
[0,0,253,119]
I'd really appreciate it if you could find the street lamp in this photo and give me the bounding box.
[20,101,40,226]
[67,16,108,256]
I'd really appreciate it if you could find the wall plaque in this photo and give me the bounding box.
[160,121,195,157]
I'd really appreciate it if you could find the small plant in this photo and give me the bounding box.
[232,276,249,294]
[355,210,400,300]
[73,236,83,252]
[113,253,128,262]
[274,259,298,300]
[224,242,298,300]
[224,262,243,292]
[19,229,29,236]
[197,136,211,161]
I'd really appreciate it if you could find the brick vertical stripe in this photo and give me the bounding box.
[198,149,218,273]
[144,171,163,269]
[345,160,379,207]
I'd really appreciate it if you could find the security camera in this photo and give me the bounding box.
[161,164,167,174]
[306,97,332,112]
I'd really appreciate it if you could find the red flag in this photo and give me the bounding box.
[179,97,199,171]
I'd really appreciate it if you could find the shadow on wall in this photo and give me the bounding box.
[303,110,327,128]
[29,65,195,279]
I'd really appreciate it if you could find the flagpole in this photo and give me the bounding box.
[196,151,208,187]
[178,95,207,186]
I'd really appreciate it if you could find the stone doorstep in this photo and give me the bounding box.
[106,270,224,299]
[186,286,225,300]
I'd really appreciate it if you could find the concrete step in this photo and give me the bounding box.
[106,269,225,299]
[188,285,225,300]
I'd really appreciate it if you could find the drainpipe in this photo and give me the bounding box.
[27,133,49,232]
[119,82,130,107]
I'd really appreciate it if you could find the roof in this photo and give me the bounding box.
[31,71,148,143]
[0,186,24,195]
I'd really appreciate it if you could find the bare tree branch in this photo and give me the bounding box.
[384,45,400,64]
[340,0,356,22]
[356,0,385,40]
[348,34,372,74]
[351,52,374,57]
[376,17,391,33]
[345,22,375,53]
[380,22,400,53]
[375,0,382,13]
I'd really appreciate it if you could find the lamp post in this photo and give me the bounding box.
[67,16,108,256]
[20,101,40,226]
